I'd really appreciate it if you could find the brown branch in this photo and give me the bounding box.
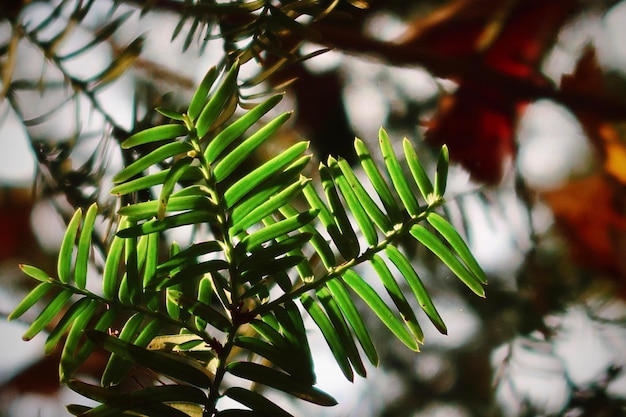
[116,1,626,120]
[309,22,626,120]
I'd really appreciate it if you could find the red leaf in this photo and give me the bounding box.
[0,188,35,261]
[411,0,578,183]
[425,83,520,184]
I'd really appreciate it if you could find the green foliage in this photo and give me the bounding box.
[10,62,486,417]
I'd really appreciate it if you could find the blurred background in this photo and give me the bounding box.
[2,0,626,416]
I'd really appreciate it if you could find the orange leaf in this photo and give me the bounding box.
[543,174,626,281]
